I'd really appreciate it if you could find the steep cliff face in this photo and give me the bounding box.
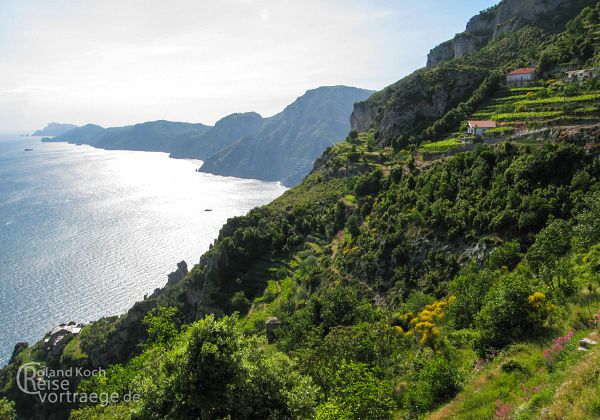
[426,0,598,67]
[350,65,488,142]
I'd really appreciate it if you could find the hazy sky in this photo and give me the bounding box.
[0,0,498,131]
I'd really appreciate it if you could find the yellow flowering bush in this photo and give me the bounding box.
[397,297,454,347]
[527,291,555,323]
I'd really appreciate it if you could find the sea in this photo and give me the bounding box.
[0,134,286,365]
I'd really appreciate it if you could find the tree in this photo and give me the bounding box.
[404,357,461,415]
[475,273,547,354]
[139,315,318,419]
[526,219,574,296]
[486,241,522,270]
[142,306,178,344]
[575,190,600,249]
[449,265,495,328]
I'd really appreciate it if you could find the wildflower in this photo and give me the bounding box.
[494,400,513,419]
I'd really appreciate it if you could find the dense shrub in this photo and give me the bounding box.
[475,274,544,354]
[487,240,523,270]
[315,361,395,419]
[404,357,461,415]
[449,265,495,329]
[575,189,600,248]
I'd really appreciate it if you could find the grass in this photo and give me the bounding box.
[428,291,600,420]
[541,334,600,419]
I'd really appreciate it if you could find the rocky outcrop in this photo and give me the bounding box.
[350,101,379,133]
[265,317,281,343]
[426,0,598,67]
[167,261,188,286]
[9,342,28,364]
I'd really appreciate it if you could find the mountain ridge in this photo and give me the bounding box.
[43,85,372,187]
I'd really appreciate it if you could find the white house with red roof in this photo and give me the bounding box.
[467,120,497,137]
[507,68,537,87]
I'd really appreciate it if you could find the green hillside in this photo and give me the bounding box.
[2,2,600,420]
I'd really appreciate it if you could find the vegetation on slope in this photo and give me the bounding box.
[2,2,600,420]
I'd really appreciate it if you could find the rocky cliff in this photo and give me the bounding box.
[426,0,598,67]
[350,65,489,143]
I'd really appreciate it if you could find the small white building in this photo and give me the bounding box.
[44,324,82,352]
[566,68,599,83]
[467,120,497,137]
[507,68,537,87]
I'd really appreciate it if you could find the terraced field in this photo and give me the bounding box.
[471,82,600,128]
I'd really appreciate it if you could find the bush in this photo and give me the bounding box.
[475,274,543,354]
[230,291,251,314]
[354,170,383,197]
[404,357,461,414]
[526,219,574,296]
[319,287,361,330]
[487,240,522,270]
[142,307,178,345]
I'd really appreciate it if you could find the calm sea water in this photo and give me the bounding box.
[0,135,286,365]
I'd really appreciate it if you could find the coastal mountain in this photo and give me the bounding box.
[169,112,265,160]
[199,86,373,186]
[44,121,211,154]
[3,1,600,419]
[32,122,78,137]
[42,123,105,144]
[43,86,371,186]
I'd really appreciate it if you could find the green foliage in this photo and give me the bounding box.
[345,215,361,238]
[136,315,319,419]
[422,74,503,141]
[449,265,495,329]
[354,169,383,197]
[418,138,463,153]
[475,274,543,354]
[575,189,600,248]
[404,357,461,415]
[487,240,523,270]
[526,219,575,296]
[319,286,363,331]
[0,398,16,420]
[230,291,251,314]
[538,2,600,71]
[142,306,178,345]
[315,361,395,419]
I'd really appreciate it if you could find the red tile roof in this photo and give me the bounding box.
[509,67,536,75]
[468,120,497,128]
